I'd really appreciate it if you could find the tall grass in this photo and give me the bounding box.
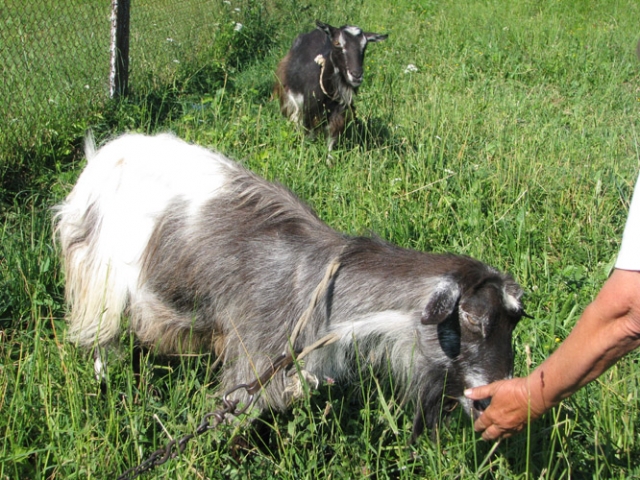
[2,0,640,478]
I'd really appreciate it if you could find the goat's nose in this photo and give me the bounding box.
[473,398,491,412]
[347,71,363,86]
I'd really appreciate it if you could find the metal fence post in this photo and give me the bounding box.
[110,0,131,98]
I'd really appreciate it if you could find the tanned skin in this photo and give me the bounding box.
[465,268,640,441]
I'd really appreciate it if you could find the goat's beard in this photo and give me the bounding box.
[411,384,445,442]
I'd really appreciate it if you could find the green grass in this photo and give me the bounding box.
[2,0,640,478]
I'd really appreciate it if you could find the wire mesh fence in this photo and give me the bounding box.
[0,0,227,160]
[2,1,110,151]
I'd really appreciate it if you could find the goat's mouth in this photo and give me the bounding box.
[472,398,491,420]
[346,71,363,87]
[457,396,492,420]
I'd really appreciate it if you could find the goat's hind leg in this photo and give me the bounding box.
[93,345,108,395]
[92,342,147,396]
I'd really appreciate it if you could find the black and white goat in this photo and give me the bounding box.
[55,133,525,438]
[275,21,387,150]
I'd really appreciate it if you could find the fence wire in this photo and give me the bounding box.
[1,1,108,152]
[1,0,225,159]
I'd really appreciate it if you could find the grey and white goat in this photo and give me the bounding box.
[275,21,387,150]
[55,133,525,439]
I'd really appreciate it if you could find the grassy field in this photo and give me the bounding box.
[2,0,640,478]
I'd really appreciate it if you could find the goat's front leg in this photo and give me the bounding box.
[326,111,346,151]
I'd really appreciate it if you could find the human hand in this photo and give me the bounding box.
[464,376,546,441]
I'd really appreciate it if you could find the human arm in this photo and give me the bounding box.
[464,268,640,441]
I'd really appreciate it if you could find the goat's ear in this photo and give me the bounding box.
[421,281,460,325]
[503,280,524,315]
[316,20,335,37]
[365,32,388,43]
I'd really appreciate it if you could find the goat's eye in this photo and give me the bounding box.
[461,310,478,326]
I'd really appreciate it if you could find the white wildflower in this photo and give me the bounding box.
[234,22,243,31]
[404,64,418,74]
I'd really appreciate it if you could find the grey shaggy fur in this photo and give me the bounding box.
[57,133,525,439]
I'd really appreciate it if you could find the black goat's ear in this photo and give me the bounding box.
[421,281,460,325]
[365,32,388,43]
[316,20,334,37]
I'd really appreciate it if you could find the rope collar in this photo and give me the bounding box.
[314,54,340,102]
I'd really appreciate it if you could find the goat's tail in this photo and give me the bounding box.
[273,53,293,115]
[84,130,97,161]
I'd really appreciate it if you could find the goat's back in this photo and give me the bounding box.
[282,30,330,86]
[55,133,343,349]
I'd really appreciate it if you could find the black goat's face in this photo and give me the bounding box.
[316,21,388,88]
[420,276,524,427]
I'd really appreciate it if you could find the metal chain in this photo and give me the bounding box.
[116,352,294,480]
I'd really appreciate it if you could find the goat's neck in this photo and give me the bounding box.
[320,53,353,106]
[330,246,444,316]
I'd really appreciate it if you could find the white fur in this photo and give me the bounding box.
[329,310,416,342]
[94,349,105,381]
[463,371,492,391]
[327,275,451,344]
[55,133,234,347]
[503,290,521,312]
[283,90,304,124]
[308,310,423,389]
[458,371,492,418]
[344,26,363,37]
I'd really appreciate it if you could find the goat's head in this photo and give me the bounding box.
[316,20,387,88]
[414,273,525,438]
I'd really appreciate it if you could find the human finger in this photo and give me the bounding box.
[464,382,497,401]
[473,413,489,433]
[481,425,504,441]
